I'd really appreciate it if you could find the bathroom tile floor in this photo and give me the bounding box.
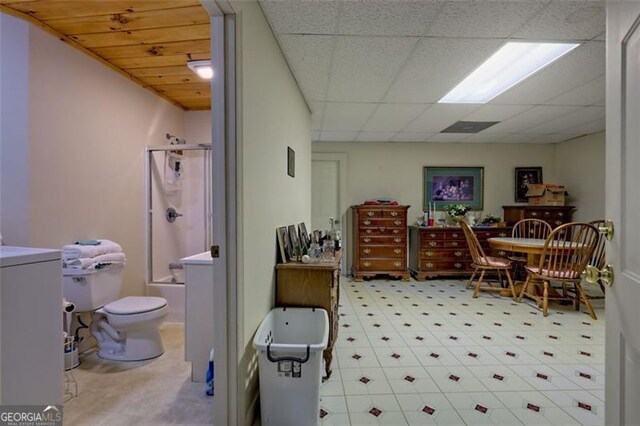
[319,278,605,426]
[63,323,212,425]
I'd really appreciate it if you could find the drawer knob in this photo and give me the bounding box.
[452,241,458,247]
[426,251,434,257]
[454,262,463,269]
[532,212,538,217]
[452,233,458,238]
[544,211,550,216]
[394,261,402,267]
[429,241,437,247]
[430,233,436,238]
[499,250,506,256]
[363,237,371,243]
[363,248,371,254]
[499,232,507,237]
[390,211,398,217]
[394,220,402,226]
[394,237,402,243]
[380,227,387,232]
[363,261,371,268]
[394,248,401,254]
[558,212,564,217]
[364,220,371,225]
[366,229,372,234]
[393,229,400,234]
[555,220,562,225]
[426,262,434,269]
[367,211,375,217]
[454,251,462,257]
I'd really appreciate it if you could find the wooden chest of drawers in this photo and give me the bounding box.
[408,226,512,280]
[502,205,575,228]
[352,205,410,281]
[276,252,341,379]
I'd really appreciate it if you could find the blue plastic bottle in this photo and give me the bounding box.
[206,348,214,396]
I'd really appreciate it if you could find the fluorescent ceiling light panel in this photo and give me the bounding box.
[439,42,580,104]
[187,60,213,80]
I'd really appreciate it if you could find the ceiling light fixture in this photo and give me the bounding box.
[187,60,213,80]
[439,42,580,104]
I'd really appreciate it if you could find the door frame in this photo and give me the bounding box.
[311,152,348,272]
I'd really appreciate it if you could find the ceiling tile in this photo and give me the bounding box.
[491,42,605,105]
[278,35,334,101]
[259,0,338,34]
[487,106,583,134]
[338,0,441,36]
[545,76,605,106]
[384,37,504,104]
[327,36,418,102]
[392,132,434,142]
[427,133,471,143]
[525,106,605,133]
[355,131,397,142]
[403,104,480,133]
[321,102,377,131]
[559,118,605,135]
[512,1,605,40]
[362,103,428,132]
[318,131,358,141]
[462,105,533,122]
[425,1,547,38]
[309,101,325,130]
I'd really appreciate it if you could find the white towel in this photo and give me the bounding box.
[62,239,122,261]
[64,252,127,269]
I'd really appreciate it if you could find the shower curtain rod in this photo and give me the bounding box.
[146,144,212,152]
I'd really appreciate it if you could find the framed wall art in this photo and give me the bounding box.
[514,167,543,202]
[423,167,484,210]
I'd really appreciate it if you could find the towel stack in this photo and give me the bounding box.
[62,239,126,270]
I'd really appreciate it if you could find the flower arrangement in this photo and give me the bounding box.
[445,204,471,217]
[481,214,502,225]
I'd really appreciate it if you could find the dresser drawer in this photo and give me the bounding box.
[421,248,468,260]
[421,239,444,249]
[443,240,465,248]
[359,209,382,218]
[360,259,405,271]
[361,227,404,236]
[420,260,467,271]
[359,218,406,228]
[443,230,465,240]
[382,209,404,218]
[361,236,406,245]
[421,229,446,240]
[360,246,405,258]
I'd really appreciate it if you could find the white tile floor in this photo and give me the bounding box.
[319,278,605,426]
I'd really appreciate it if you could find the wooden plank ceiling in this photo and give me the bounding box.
[0,0,211,110]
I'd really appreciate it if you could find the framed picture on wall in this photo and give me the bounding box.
[514,167,543,202]
[276,227,291,263]
[423,167,484,211]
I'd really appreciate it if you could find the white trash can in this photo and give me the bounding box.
[253,307,328,426]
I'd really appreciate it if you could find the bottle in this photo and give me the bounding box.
[206,348,214,396]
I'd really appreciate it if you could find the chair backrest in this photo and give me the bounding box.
[588,219,607,270]
[512,218,552,240]
[461,221,487,265]
[537,222,599,279]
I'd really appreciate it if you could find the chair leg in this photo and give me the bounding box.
[542,281,549,317]
[517,275,530,303]
[497,269,503,288]
[574,283,580,311]
[598,280,606,295]
[467,268,477,289]
[504,268,516,300]
[576,282,597,320]
[473,270,486,298]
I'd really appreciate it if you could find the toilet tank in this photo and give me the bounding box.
[63,264,124,312]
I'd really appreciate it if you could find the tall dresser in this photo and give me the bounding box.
[408,226,512,280]
[351,204,410,281]
[502,205,575,228]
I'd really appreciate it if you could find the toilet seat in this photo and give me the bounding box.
[104,296,167,315]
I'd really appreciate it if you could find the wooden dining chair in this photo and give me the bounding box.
[517,222,599,318]
[461,221,516,300]
[510,219,552,278]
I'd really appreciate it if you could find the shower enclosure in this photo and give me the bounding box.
[145,143,212,321]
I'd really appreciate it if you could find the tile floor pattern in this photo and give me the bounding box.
[319,278,605,426]
[63,324,213,425]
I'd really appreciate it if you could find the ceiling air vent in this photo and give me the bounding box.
[441,121,500,134]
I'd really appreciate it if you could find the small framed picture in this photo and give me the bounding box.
[515,167,543,202]
[298,222,310,249]
[276,227,290,263]
[287,147,295,178]
[288,224,300,258]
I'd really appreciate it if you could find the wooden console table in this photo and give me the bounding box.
[275,251,341,379]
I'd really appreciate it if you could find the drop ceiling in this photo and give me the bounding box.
[0,0,211,110]
[260,0,606,143]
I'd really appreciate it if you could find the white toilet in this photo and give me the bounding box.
[63,263,169,361]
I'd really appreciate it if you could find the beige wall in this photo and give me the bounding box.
[555,131,605,222]
[26,24,185,297]
[232,1,311,424]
